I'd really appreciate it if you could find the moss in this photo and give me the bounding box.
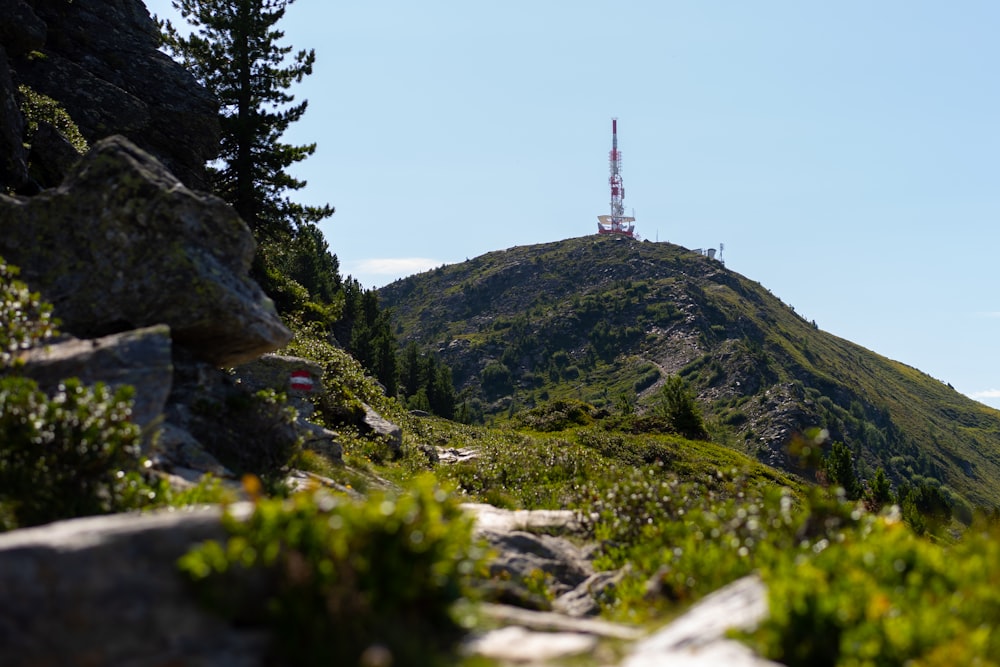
[17,84,88,154]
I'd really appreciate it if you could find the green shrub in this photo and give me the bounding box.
[750,517,1000,666]
[825,441,861,500]
[574,466,813,616]
[179,475,483,666]
[0,376,148,528]
[0,257,57,368]
[481,361,513,398]
[652,375,709,440]
[0,256,182,529]
[512,398,597,432]
[575,429,677,467]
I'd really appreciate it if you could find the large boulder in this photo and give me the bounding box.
[164,351,302,477]
[5,0,218,190]
[0,135,291,366]
[232,353,325,418]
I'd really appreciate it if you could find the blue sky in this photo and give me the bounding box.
[146,1,1000,409]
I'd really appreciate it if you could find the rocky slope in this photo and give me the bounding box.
[1,0,218,193]
[379,235,1000,509]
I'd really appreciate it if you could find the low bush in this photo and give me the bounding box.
[750,516,1000,666]
[17,83,89,154]
[179,475,484,666]
[437,430,603,509]
[0,376,149,529]
[512,398,598,432]
[572,466,822,620]
[0,257,56,368]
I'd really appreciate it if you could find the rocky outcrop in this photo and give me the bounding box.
[363,405,404,456]
[463,504,622,618]
[0,134,305,486]
[463,575,776,666]
[0,0,218,191]
[234,354,343,462]
[0,135,290,367]
[17,324,173,429]
[0,44,28,192]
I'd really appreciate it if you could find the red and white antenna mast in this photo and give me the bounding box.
[597,118,636,238]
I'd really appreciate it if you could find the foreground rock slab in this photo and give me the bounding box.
[621,574,779,667]
[0,505,265,667]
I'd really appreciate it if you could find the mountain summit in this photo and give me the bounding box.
[380,235,1000,510]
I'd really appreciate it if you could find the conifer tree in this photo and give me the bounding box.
[825,441,861,500]
[159,0,333,243]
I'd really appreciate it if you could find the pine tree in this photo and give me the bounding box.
[159,0,333,243]
[867,466,892,509]
[825,441,861,500]
[654,375,708,440]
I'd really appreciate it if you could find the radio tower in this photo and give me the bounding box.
[597,118,636,238]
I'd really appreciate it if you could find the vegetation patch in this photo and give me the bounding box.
[179,475,484,667]
[0,377,147,529]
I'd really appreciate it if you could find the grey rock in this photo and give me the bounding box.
[0,136,291,366]
[552,568,628,618]
[233,353,324,417]
[0,0,46,57]
[17,325,173,430]
[362,404,403,457]
[0,506,268,667]
[465,503,606,610]
[476,603,643,641]
[299,420,344,462]
[0,46,28,191]
[437,446,479,464]
[462,625,599,663]
[152,421,234,479]
[284,469,360,497]
[621,574,779,667]
[482,530,595,597]
[11,0,218,190]
[233,354,343,462]
[26,118,84,187]
[164,351,300,475]
[417,442,440,465]
[463,503,586,534]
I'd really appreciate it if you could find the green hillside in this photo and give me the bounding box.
[379,235,1000,510]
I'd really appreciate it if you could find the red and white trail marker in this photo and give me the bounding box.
[289,370,315,392]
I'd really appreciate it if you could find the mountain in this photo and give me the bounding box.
[379,234,1000,511]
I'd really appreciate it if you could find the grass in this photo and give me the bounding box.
[378,234,1000,511]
